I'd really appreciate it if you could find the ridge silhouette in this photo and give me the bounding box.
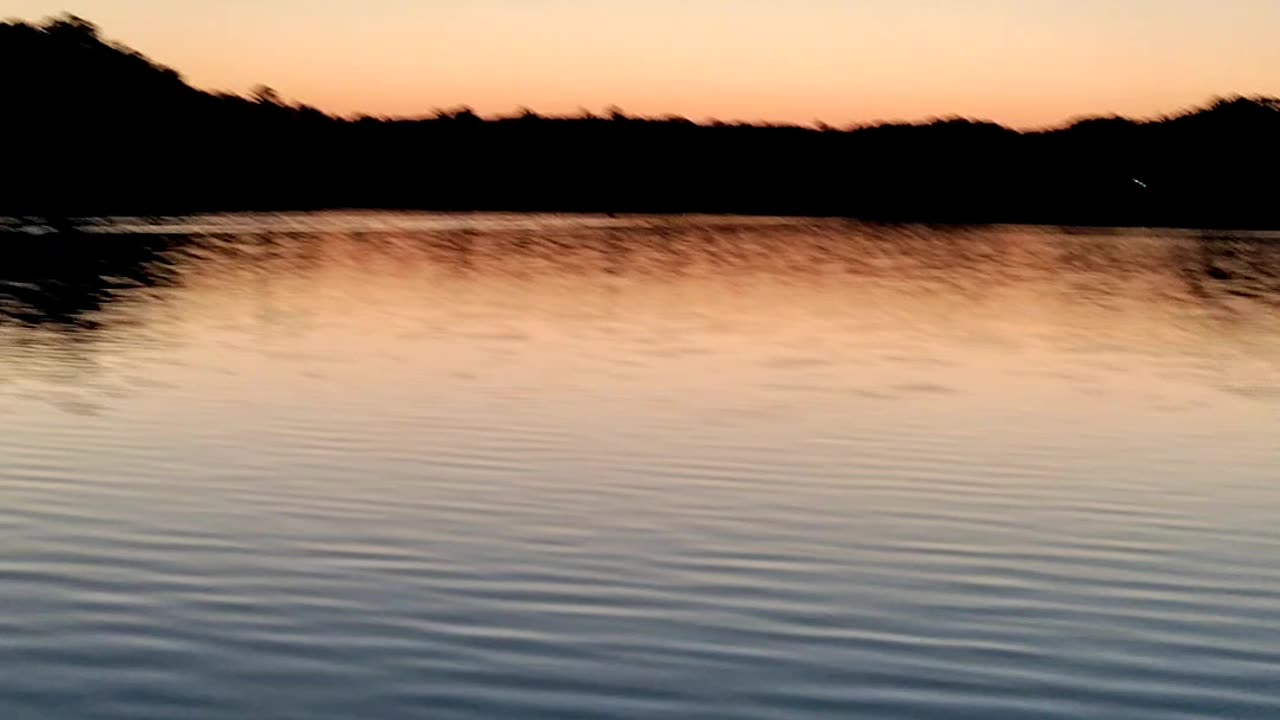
[3,14,1279,228]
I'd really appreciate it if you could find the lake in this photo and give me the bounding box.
[1,213,1278,719]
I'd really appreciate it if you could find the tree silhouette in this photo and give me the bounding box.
[251,84,284,106]
[1,15,1278,229]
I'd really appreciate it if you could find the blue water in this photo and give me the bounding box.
[1,214,1278,719]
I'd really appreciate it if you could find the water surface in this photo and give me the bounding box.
[1,214,1278,719]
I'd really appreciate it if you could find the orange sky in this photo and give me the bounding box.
[11,0,1280,127]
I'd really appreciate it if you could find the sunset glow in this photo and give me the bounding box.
[8,0,1280,126]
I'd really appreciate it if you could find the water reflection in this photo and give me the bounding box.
[0,232,179,327]
[0,217,1278,404]
[1,214,1278,719]
[0,216,1277,411]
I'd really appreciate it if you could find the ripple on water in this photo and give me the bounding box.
[0,215,1279,719]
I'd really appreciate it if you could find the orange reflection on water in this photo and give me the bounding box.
[6,216,1265,437]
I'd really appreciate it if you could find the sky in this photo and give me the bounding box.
[8,0,1280,127]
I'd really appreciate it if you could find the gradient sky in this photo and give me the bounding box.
[9,0,1280,126]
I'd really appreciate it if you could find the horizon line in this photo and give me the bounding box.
[202,89,1280,133]
[11,13,1280,133]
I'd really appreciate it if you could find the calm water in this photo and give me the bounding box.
[1,213,1278,719]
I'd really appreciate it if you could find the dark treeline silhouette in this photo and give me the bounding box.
[3,15,1279,228]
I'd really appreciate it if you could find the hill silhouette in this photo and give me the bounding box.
[2,14,1278,228]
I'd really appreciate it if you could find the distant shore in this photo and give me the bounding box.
[3,15,1278,230]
